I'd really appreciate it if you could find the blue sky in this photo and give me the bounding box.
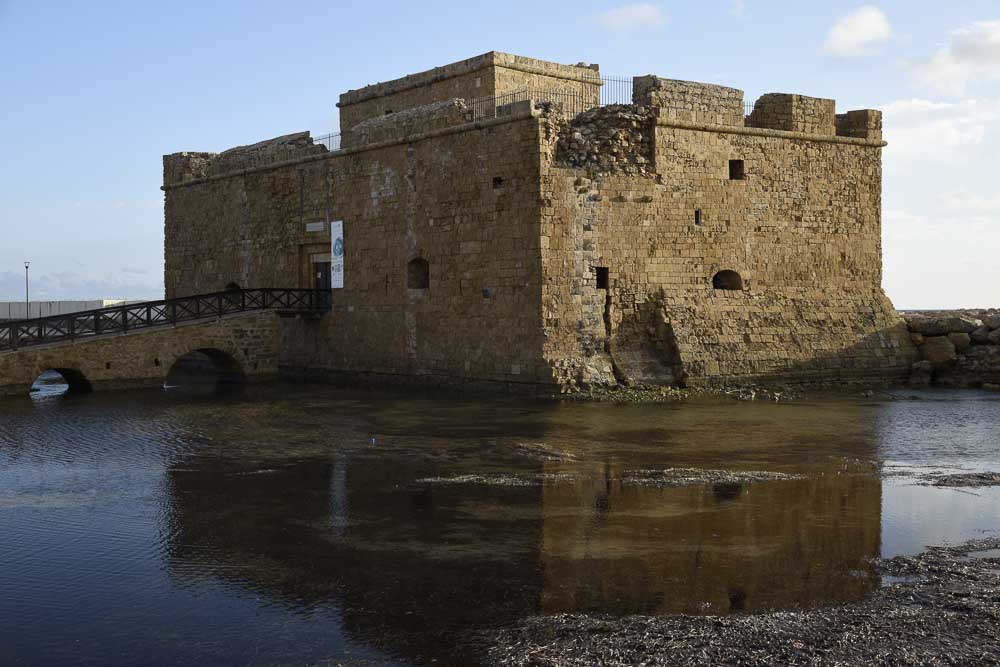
[1,1,997,308]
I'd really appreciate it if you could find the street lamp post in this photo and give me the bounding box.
[24,262,29,318]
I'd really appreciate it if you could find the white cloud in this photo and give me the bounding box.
[913,21,1000,96]
[587,3,667,31]
[822,6,892,57]
[940,191,1000,215]
[881,97,1000,157]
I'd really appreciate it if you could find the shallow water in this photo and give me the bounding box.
[1,382,999,666]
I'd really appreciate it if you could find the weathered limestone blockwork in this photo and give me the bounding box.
[537,113,916,387]
[836,109,883,141]
[166,108,551,388]
[0,312,279,398]
[279,115,549,386]
[633,77,745,126]
[344,99,471,149]
[162,52,915,391]
[747,93,837,136]
[338,51,600,133]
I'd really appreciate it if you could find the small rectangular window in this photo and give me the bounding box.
[729,159,745,180]
[595,267,609,289]
[694,209,703,226]
[492,176,505,189]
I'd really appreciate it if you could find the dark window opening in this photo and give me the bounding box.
[225,282,241,291]
[384,109,393,115]
[105,362,112,370]
[694,209,703,226]
[154,358,161,367]
[407,258,430,289]
[595,266,609,289]
[729,159,745,180]
[492,176,505,189]
[712,270,744,290]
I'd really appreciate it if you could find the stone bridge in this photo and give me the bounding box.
[0,288,329,399]
[0,311,281,398]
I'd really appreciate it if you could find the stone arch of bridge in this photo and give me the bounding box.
[165,347,246,389]
[38,368,93,394]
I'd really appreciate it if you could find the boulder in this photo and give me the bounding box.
[948,332,972,352]
[921,336,957,367]
[909,332,924,346]
[989,329,1000,345]
[906,315,982,336]
[986,314,1000,330]
[971,326,992,344]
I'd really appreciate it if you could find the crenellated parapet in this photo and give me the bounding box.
[632,76,745,126]
[746,93,836,136]
[835,109,883,142]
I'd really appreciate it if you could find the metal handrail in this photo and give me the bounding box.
[0,288,331,352]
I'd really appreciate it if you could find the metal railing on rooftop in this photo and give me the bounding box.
[313,132,341,151]
[600,76,633,106]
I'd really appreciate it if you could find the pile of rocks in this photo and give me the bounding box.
[902,310,1000,388]
[556,104,654,175]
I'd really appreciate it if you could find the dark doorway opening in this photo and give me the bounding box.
[313,261,332,291]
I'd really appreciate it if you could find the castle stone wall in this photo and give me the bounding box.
[165,111,552,388]
[537,113,916,387]
[633,76,745,126]
[338,52,600,133]
[836,109,883,141]
[747,93,837,136]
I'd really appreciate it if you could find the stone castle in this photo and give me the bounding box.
[162,51,919,390]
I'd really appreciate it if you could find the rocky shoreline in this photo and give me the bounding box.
[484,537,1000,666]
[901,309,1000,389]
